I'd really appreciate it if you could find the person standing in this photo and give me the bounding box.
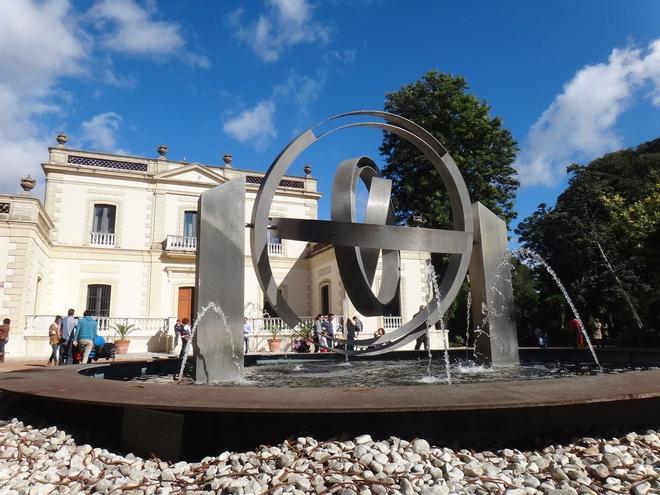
[173,319,184,355]
[313,314,323,352]
[59,309,76,365]
[413,306,429,351]
[352,316,363,336]
[243,317,252,354]
[570,318,584,348]
[592,318,603,348]
[76,310,98,364]
[323,315,335,348]
[331,313,341,336]
[47,316,62,366]
[179,318,191,359]
[346,316,356,351]
[534,327,548,350]
[0,318,10,363]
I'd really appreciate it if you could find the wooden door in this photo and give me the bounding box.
[178,287,195,322]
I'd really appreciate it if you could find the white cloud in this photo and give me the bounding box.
[516,38,660,186]
[223,101,277,150]
[0,0,210,195]
[0,0,87,195]
[274,72,325,117]
[80,112,127,153]
[273,48,357,124]
[229,0,331,62]
[88,0,210,67]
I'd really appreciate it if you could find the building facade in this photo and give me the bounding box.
[0,141,440,358]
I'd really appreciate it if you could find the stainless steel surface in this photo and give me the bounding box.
[249,111,474,355]
[331,157,399,316]
[469,202,519,366]
[271,219,470,253]
[194,177,245,382]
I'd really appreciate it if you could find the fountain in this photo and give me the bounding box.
[0,111,658,461]
[194,110,518,382]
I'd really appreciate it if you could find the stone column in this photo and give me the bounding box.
[194,177,245,383]
[468,202,519,366]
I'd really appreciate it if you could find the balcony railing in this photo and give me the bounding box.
[383,316,402,329]
[24,315,171,337]
[162,235,197,251]
[90,232,115,247]
[267,242,283,256]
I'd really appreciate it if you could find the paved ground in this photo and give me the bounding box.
[0,352,174,373]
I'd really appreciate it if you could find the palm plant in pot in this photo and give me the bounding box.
[112,321,137,354]
[293,323,314,353]
[265,322,282,352]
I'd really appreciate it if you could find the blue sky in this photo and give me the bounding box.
[1,0,659,239]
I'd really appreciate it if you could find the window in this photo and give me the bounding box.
[86,284,111,317]
[267,218,281,245]
[93,204,116,234]
[183,211,197,238]
[320,284,330,315]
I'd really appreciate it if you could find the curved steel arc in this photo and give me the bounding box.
[332,156,399,315]
[249,111,474,355]
[327,328,428,357]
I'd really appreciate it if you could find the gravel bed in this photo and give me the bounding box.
[0,419,658,494]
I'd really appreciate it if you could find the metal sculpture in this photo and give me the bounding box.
[194,110,518,382]
[250,111,474,355]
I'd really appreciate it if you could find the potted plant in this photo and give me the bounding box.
[265,323,282,352]
[112,322,137,354]
[293,323,314,353]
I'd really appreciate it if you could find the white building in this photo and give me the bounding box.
[0,139,442,358]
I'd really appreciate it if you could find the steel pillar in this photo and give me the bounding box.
[194,177,245,382]
[469,202,519,366]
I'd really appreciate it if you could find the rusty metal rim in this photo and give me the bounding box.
[0,362,659,415]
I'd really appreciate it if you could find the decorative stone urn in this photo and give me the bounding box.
[20,175,36,192]
[157,145,168,158]
[56,133,68,146]
[303,164,312,176]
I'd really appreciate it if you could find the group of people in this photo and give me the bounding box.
[571,317,610,348]
[307,314,364,352]
[45,309,101,366]
[530,317,611,350]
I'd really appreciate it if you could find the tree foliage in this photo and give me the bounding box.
[515,137,660,341]
[380,71,519,228]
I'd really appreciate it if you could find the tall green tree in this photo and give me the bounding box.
[380,71,519,228]
[515,138,660,338]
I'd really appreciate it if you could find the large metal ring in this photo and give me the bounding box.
[250,111,473,355]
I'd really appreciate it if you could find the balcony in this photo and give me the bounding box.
[90,232,115,247]
[267,242,283,256]
[383,316,402,329]
[162,235,197,252]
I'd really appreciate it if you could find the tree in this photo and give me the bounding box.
[515,138,660,340]
[380,71,519,228]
